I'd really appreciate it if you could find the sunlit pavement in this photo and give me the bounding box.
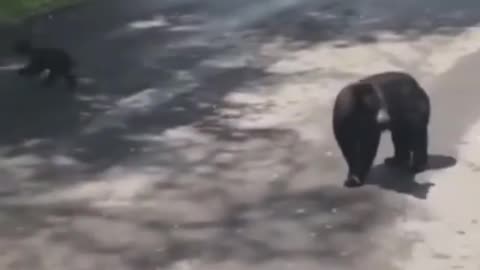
[0,0,480,269]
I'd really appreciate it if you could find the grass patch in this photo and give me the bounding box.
[0,0,82,22]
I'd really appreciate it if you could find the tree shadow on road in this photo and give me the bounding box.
[0,0,478,268]
[225,0,480,50]
[0,183,413,270]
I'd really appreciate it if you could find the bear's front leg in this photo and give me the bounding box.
[344,131,381,188]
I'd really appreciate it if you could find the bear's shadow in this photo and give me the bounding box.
[366,154,457,199]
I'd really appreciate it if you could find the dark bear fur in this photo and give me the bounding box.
[332,71,430,188]
[13,39,77,89]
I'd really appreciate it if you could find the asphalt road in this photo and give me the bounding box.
[1,0,480,269]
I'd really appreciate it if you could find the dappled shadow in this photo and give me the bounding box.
[0,72,84,144]
[0,65,277,191]
[0,0,479,178]
[366,154,457,199]
[245,0,480,49]
[131,187,403,268]
[0,185,411,270]
[0,0,479,269]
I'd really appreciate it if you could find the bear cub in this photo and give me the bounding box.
[13,39,77,89]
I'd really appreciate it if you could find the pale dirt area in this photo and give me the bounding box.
[398,122,480,270]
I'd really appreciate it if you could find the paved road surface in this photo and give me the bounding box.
[1,0,480,269]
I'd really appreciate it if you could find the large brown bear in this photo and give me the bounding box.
[332,71,431,187]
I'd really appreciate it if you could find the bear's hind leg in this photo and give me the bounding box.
[385,127,411,169]
[411,125,428,173]
[64,72,77,89]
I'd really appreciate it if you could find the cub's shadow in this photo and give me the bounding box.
[366,154,457,199]
[0,70,83,145]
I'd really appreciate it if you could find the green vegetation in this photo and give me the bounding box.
[0,0,81,22]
